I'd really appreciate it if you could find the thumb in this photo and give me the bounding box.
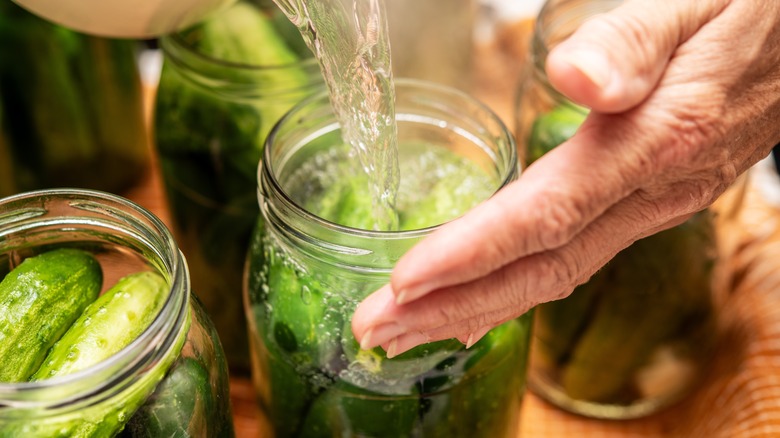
[545,0,721,113]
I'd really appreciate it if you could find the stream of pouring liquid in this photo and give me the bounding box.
[272,0,400,231]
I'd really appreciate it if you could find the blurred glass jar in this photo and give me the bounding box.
[0,1,148,198]
[0,189,233,437]
[515,0,740,419]
[154,0,324,372]
[245,79,533,437]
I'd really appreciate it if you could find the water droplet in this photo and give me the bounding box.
[301,285,312,305]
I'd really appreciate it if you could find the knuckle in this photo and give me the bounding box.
[537,247,582,293]
[579,12,657,70]
[632,190,666,224]
[532,194,588,250]
[669,109,722,158]
[673,166,736,212]
[492,268,527,309]
[433,293,480,328]
[435,305,461,327]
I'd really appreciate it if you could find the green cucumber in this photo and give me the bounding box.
[118,357,212,437]
[559,213,716,403]
[298,380,420,438]
[527,103,587,165]
[32,271,168,380]
[265,245,342,368]
[424,317,532,437]
[0,248,102,382]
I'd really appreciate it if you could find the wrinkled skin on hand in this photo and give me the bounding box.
[352,0,780,357]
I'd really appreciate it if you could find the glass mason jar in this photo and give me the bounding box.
[0,189,234,437]
[245,79,533,437]
[515,0,737,419]
[154,0,324,372]
[0,1,148,198]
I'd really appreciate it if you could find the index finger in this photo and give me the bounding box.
[391,111,656,304]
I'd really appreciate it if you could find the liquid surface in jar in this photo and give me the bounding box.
[282,141,499,230]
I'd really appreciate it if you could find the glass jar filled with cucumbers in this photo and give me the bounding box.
[0,189,234,437]
[245,80,534,437]
[515,0,740,419]
[154,0,324,371]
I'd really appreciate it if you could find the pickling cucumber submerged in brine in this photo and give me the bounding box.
[527,103,719,414]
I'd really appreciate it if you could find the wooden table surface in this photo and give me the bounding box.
[124,19,780,437]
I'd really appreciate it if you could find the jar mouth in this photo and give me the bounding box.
[261,78,518,240]
[163,31,320,71]
[0,189,189,408]
[160,31,324,99]
[258,78,518,273]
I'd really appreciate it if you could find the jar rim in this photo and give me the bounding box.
[260,78,519,241]
[0,188,190,408]
[160,31,324,99]
[162,31,321,72]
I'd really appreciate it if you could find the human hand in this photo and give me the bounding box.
[352,0,780,357]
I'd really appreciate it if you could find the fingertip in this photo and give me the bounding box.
[546,44,629,113]
[548,46,612,92]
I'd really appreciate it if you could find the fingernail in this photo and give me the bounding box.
[386,338,398,359]
[360,322,404,350]
[561,47,613,90]
[395,289,408,305]
[359,328,375,350]
[466,326,492,349]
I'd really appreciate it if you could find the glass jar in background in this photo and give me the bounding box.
[515,0,740,419]
[0,189,233,437]
[0,2,148,198]
[154,0,324,372]
[245,79,533,437]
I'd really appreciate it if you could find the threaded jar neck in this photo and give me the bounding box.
[259,79,518,275]
[0,189,189,411]
[160,32,323,101]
